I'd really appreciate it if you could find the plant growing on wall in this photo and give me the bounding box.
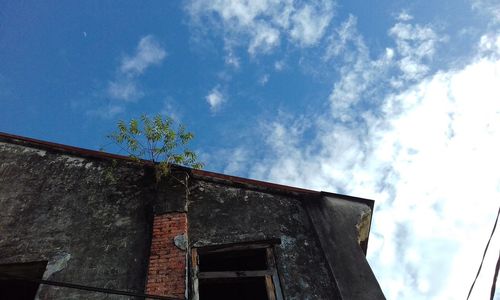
[107,114,203,180]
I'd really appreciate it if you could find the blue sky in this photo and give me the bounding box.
[1,1,500,299]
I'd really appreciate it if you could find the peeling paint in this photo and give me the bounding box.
[114,217,131,226]
[0,141,155,299]
[22,147,47,157]
[55,155,86,167]
[43,252,71,280]
[0,142,47,157]
[188,181,336,299]
[280,235,296,250]
[174,234,187,251]
[356,210,372,245]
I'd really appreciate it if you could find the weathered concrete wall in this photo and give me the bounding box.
[0,141,161,299]
[0,135,384,300]
[304,195,386,300]
[187,179,340,300]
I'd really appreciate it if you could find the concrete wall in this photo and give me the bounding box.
[0,135,384,300]
[304,196,386,300]
[187,179,340,300]
[0,141,158,299]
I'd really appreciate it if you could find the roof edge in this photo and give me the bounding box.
[0,131,375,209]
[190,168,320,196]
[0,131,144,164]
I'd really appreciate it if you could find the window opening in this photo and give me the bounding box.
[0,261,47,300]
[199,277,268,300]
[192,243,283,300]
[199,248,268,272]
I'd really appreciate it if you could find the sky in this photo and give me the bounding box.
[1,0,500,299]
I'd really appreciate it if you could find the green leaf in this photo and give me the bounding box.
[107,113,204,171]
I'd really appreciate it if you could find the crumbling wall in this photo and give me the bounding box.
[304,195,386,300]
[0,141,159,299]
[0,135,384,300]
[187,179,339,300]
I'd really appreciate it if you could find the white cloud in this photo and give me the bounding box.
[396,11,413,22]
[88,35,167,118]
[389,21,441,81]
[106,80,143,102]
[479,33,500,57]
[205,86,225,112]
[367,54,500,300]
[186,0,335,56]
[224,47,241,68]
[472,0,500,24]
[325,15,394,121]
[248,23,281,55]
[106,35,166,102]
[323,15,446,122]
[223,147,250,174]
[161,96,182,121]
[290,1,334,46]
[324,14,359,59]
[235,19,500,300]
[120,35,167,75]
[87,104,125,119]
[259,74,270,85]
[274,60,286,71]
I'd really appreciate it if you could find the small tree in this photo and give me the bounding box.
[107,114,203,180]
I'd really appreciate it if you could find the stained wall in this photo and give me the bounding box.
[0,134,384,300]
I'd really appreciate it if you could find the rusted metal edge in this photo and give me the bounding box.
[0,131,150,164]
[0,131,375,210]
[190,169,320,196]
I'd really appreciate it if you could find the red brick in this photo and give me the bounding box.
[145,212,187,298]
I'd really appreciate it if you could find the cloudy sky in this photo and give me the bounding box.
[1,1,499,299]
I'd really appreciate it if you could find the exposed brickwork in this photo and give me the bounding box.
[146,213,187,299]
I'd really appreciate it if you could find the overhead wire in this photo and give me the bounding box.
[0,272,182,300]
[490,249,500,300]
[467,207,500,300]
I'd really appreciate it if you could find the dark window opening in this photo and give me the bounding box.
[193,244,283,300]
[0,261,47,300]
[199,277,268,300]
[199,248,268,272]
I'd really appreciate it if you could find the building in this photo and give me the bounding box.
[0,132,385,300]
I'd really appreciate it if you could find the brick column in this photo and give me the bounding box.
[146,213,187,299]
